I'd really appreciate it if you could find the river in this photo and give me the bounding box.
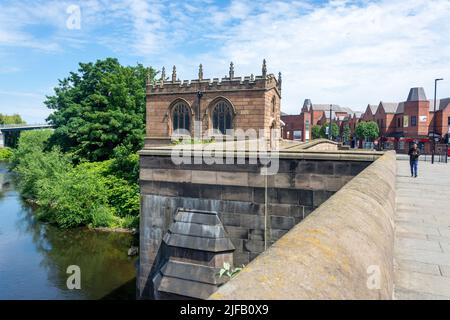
[0,162,137,299]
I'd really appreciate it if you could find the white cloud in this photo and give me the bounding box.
[138,0,450,113]
[2,0,450,117]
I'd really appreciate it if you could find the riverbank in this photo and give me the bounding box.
[10,130,140,230]
[0,162,138,299]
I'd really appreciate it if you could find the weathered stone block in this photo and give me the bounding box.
[333,162,351,176]
[221,186,253,202]
[270,216,295,230]
[268,203,291,216]
[270,228,288,241]
[313,190,334,207]
[240,214,265,230]
[249,229,265,241]
[224,226,249,239]
[316,161,335,175]
[192,170,217,184]
[216,171,249,186]
[220,213,241,227]
[233,252,250,266]
[243,239,265,253]
[296,161,317,174]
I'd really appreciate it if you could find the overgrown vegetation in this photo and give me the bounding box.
[0,113,26,125]
[11,130,140,229]
[0,147,13,161]
[9,58,156,230]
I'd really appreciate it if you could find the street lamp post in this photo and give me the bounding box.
[432,78,444,164]
[328,104,332,140]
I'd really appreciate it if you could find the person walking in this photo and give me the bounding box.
[408,143,420,177]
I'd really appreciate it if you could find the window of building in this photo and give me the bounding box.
[448,116,450,126]
[212,100,233,134]
[411,116,417,127]
[397,117,401,128]
[172,102,191,133]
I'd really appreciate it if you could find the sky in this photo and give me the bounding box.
[0,0,450,123]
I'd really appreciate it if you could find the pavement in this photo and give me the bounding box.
[394,159,450,299]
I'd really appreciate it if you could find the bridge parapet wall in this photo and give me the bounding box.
[137,147,384,299]
[209,151,396,300]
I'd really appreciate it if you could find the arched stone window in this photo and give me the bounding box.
[172,102,191,133]
[212,100,233,134]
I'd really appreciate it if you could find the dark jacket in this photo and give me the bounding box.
[408,147,420,161]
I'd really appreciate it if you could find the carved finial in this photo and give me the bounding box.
[171,65,177,82]
[278,72,282,89]
[160,66,166,84]
[262,59,267,77]
[229,62,234,79]
[198,64,203,80]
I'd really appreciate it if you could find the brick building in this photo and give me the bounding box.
[361,87,450,153]
[145,61,282,146]
[281,99,356,142]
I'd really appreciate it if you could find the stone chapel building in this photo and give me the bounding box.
[144,60,282,147]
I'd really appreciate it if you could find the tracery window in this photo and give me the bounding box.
[212,101,233,134]
[172,102,190,132]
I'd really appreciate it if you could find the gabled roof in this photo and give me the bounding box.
[364,104,378,115]
[429,98,450,112]
[396,102,405,114]
[379,102,399,114]
[311,104,341,112]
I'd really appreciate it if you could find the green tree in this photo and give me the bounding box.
[0,113,26,125]
[365,121,380,141]
[355,121,379,141]
[45,58,157,162]
[320,123,339,140]
[342,124,351,143]
[311,125,322,139]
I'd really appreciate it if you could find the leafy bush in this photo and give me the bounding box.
[37,165,114,228]
[10,130,54,169]
[0,148,13,161]
[311,125,321,139]
[109,144,140,183]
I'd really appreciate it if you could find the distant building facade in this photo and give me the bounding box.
[281,87,450,153]
[281,99,357,142]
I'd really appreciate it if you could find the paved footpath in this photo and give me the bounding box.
[394,159,450,299]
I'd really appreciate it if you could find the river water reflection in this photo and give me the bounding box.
[0,162,137,299]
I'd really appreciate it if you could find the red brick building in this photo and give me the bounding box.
[362,87,450,153]
[281,99,356,142]
[282,87,450,153]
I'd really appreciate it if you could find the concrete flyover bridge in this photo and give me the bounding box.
[0,124,54,148]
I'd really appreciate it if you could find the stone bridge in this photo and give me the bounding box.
[137,139,391,299]
[138,138,450,300]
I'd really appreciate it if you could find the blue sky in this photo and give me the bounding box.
[1,0,450,123]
